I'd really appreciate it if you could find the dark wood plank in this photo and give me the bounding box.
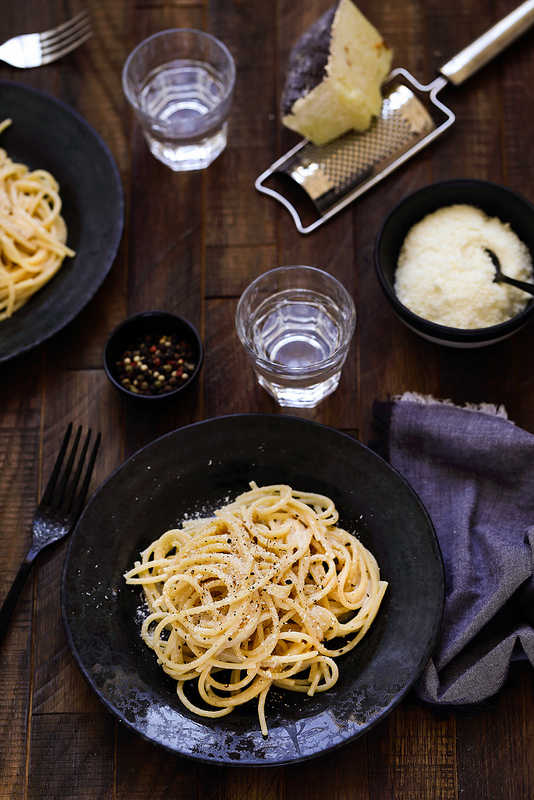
[27,714,115,800]
[368,705,456,800]
[115,727,197,800]
[425,0,502,183]
[0,422,40,799]
[207,0,278,254]
[456,665,534,798]
[198,765,284,800]
[285,735,369,800]
[0,352,43,799]
[204,297,275,417]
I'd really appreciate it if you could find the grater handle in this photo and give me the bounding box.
[440,0,534,85]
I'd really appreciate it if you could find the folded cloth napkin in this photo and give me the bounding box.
[372,392,534,708]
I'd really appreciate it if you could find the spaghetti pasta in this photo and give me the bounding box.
[124,482,387,736]
[0,118,75,320]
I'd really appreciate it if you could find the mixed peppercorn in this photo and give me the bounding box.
[115,333,197,396]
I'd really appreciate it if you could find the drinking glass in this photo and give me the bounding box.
[122,29,235,171]
[236,266,356,408]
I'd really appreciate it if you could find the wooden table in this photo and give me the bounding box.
[1,0,533,797]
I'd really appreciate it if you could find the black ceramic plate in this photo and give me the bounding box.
[62,414,444,765]
[0,80,124,363]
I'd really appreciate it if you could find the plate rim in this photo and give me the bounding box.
[61,413,445,765]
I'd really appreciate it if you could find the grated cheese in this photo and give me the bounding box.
[394,204,533,328]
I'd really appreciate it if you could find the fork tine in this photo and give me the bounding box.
[39,11,93,65]
[39,425,100,518]
[55,425,83,509]
[62,428,91,511]
[39,423,73,507]
[69,431,101,519]
[39,11,91,46]
[40,17,93,54]
[39,28,94,65]
[61,427,94,514]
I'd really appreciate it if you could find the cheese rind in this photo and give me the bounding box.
[281,0,393,145]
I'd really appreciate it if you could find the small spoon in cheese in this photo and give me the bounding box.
[485,248,534,296]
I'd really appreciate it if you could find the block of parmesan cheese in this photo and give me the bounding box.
[281,0,393,145]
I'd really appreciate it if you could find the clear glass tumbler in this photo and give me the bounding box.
[236,266,356,408]
[122,29,235,171]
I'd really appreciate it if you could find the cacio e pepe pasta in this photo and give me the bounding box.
[124,482,387,736]
[0,118,75,321]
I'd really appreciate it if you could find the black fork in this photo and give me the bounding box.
[0,423,101,642]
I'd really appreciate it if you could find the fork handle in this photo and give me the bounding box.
[0,547,39,643]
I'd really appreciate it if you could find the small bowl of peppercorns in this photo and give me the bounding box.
[103,310,203,400]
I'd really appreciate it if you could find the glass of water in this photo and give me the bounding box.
[236,266,356,408]
[122,29,235,171]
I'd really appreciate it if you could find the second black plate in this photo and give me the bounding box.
[0,80,124,363]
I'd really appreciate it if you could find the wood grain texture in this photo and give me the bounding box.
[0,0,533,797]
[27,714,115,799]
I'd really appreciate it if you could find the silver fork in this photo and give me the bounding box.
[0,423,101,642]
[0,10,93,68]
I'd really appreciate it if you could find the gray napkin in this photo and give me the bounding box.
[372,393,534,707]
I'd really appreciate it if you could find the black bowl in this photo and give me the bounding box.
[374,179,534,347]
[103,310,203,399]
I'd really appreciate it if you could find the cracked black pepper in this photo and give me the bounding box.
[115,333,196,395]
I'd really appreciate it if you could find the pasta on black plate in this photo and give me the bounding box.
[125,482,387,736]
[0,118,75,320]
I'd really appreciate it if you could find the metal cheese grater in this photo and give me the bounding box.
[256,0,534,234]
